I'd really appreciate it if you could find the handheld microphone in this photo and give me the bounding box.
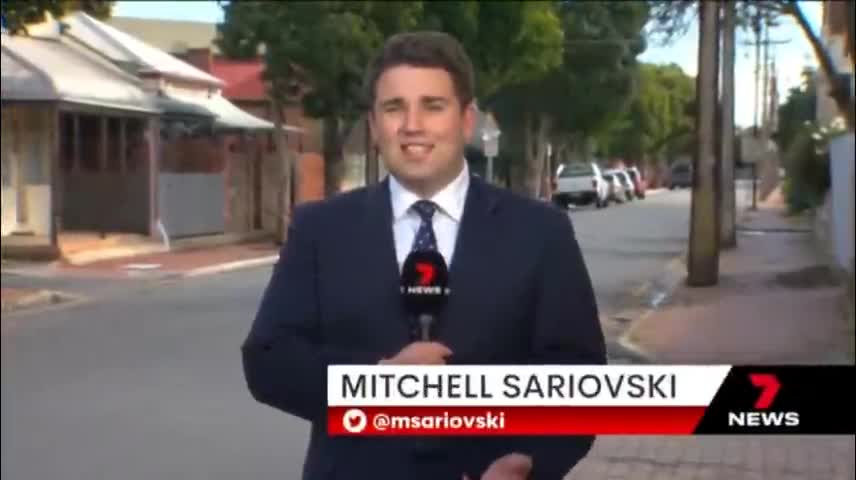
[400,250,450,341]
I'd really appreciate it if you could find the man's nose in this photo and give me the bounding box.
[401,107,425,133]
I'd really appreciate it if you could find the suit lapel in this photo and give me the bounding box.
[439,176,501,336]
[361,179,409,326]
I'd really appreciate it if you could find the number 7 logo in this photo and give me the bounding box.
[415,262,436,286]
[749,373,781,410]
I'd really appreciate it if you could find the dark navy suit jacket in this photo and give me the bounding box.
[241,175,607,480]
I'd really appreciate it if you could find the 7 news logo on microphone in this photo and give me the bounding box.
[400,250,451,298]
[405,261,442,294]
[692,366,854,435]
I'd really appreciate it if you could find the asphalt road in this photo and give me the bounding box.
[2,186,748,480]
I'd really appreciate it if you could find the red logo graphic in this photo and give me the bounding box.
[415,262,436,286]
[749,373,781,410]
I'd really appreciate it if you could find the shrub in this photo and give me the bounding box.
[781,118,846,214]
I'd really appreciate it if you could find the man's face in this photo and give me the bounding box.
[369,65,475,194]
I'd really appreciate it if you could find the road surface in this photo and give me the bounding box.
[3,187,746,479]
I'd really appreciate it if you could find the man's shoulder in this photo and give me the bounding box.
[485,182,571,230]
[291,185,374,226]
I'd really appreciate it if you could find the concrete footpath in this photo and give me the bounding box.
[1,242,280,313]
[621,199,853,365]
[569,194,855,479]
[57,241,280,279]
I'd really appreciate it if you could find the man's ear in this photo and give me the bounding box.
[461,102,477,144]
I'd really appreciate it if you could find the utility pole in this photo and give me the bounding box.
[687,0,721,287]
[364,115,379,185]
[720,1,737,249]
[741,15,788,210]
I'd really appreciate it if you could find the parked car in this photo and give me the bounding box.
[600,171,626,204]
[669,163,693,189]
[625,166,646,199]
[605,169,635,202]
[552,162,609,208]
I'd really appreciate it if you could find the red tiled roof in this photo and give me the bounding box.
[211,58,267,101]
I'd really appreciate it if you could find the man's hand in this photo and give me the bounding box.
[463,453,532,480]
[379,342,452,365]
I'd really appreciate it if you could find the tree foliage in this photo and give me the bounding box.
[217,1,654,196]
[598,62,695,164]
[1,0,114,34]
[773,67,817,152]
[487,1,650,195]
[217,0,566,194]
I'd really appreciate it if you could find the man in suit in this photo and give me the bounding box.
[242,31,607,480]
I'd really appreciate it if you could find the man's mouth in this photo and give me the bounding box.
[401,143,433,156]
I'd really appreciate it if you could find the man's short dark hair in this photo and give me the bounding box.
[363,31,475,109]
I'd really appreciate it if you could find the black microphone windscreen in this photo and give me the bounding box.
[400,250,450,317]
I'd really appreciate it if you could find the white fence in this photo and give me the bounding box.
[828,133,855,272]
[158,173,225,238]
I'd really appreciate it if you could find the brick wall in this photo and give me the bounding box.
[161,135,224,173]
[179,48,370,201]
[297,153,325,202]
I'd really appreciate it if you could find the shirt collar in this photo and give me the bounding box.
[389,161,470,222]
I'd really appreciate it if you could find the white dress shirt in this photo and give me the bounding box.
[389,162,470,270]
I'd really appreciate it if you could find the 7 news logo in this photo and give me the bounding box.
[727,373,800,428]
[415,262,436,286]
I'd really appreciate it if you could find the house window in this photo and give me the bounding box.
[106,117,122,173]
[79,114,101,172]
[125,118,146,173]
[59,113,76,173]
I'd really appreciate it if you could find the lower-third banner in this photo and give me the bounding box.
[326,365,854,435]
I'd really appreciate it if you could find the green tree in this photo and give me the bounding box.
[217,0,565,195]
[599,62,695,166]
[1,0,114,34]
[773,67,817,152]
[490,1,649,197]
[218,1,422,195]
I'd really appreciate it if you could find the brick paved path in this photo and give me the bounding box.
[568,435,854,480]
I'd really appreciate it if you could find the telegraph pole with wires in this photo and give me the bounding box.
[687,0,722,286]
[720,1,737,249]
[741,12,789,209]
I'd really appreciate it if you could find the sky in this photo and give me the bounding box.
[113,1,825,130]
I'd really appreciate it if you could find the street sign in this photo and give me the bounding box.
[740,133,763,164]
[483,132,499,158]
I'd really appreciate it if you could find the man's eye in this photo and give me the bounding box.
[384,105,402,113]
[426,103,445,111]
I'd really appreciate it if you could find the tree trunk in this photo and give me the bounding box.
[323,116,344,197]
[687,0,721,287]
[518,111,538,197]
[720,1,737,249]
[507,117,528,195]
[525,113,552,199]
[271,96,293,244]
[363,114,379,185]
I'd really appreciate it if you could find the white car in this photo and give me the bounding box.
[601,170,629,204]
[604,169,636,203]
[552,162,609,208]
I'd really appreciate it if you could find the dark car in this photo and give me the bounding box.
[625,167,646,199]
[669,163,693,189]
